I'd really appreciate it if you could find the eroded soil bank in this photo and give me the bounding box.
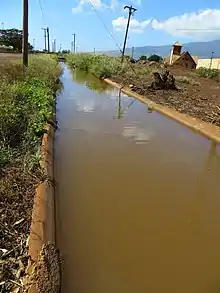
[111,66,220,127]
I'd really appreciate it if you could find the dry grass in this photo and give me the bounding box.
[0,53,22,64]
[175,76,200,86]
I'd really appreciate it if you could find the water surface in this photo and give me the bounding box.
[55,66,220,293]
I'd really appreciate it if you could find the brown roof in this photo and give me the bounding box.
[191,56,198,64]
[173,41,183,46]
[164,51,197,65]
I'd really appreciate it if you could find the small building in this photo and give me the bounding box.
[164,41,197,69]
[196,58,220,70]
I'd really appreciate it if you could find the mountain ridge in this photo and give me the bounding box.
[104,39,220,59]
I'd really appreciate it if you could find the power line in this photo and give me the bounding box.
[87,0,122,53]
[87,0,145,88]
[38,0,46,25]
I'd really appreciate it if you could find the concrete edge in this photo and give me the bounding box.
[104,78,220,144]
[26,123,58,292]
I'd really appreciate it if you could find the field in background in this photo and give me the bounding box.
[0,53,22,64]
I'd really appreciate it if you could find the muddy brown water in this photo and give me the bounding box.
[55,66,220,293]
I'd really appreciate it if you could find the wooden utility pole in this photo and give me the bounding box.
[121,5,136,63]
[42,28,47,51]
[33,38,35,50]
[72,33,76,53]
[209,51,214,69]
[23,0,29,66]
[131,46,134,59]
[47,27,50,53]
[53,39,56,52]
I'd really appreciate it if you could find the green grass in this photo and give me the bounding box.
[0,55,61,168]
[66,53,130,78]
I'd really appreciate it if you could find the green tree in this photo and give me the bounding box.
[0,29,33,52]
[139,55,147,61]
[148,54,163,62]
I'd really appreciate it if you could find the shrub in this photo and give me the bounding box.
[148,54,163,62]
[67,53,129,78]
[196,67,220,80]
[139,55,147,61]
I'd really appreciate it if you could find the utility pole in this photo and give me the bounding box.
[47,27,50,53]
[72,33,76,53]
[209,51,214,69]
[42,28,47,52]
[23,0,29,66]
[121,5,137,63]
[33,38,35,50]
[52,39,56,52]
[131,46,134,59]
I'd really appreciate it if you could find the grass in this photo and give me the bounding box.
[176,76,200,86]
[67,53,130,78]
[0,55,61,292]
[66,53,154,89]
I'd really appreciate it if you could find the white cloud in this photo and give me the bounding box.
[151,9,220,40]
[72,0,103,13]
[112,16,151,33]
[72,0,119,13]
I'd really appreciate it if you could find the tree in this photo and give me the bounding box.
[0,29,33,52]
[148,54,163,62]
[62,50,71,54]
[139,55,147,61]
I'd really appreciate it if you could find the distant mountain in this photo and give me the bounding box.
[104,39,220,59]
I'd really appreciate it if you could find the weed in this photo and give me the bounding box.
[196,67,220,80]
[176,76,200,86]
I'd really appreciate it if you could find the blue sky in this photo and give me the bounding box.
[1,0,220,51]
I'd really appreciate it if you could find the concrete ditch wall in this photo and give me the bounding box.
[27,123,60,293]
[104,78,220,144]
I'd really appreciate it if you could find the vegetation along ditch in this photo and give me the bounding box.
[0,55,61,292]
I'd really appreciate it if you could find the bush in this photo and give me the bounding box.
[139,55,147,61]
[67,53,129,78]
[196,67,220,80]
[148,54,163,62]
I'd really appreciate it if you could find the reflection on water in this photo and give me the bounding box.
[73,69,110,93]
[55,66,220,293]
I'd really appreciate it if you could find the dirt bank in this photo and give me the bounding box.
[111,67,220,127]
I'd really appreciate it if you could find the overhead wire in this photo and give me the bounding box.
[87,0,145,88]
[38,0,46,26]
